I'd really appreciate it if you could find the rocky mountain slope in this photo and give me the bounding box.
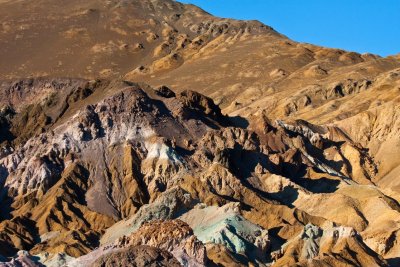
[0,0,399,266]
[0,79,397,266]
[0,0,277,79]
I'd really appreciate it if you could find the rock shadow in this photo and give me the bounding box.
[388,257,400,267]
[266,186,299,208]
[228,116,249,129]
[213,145,306,206]
[293,177,340,194]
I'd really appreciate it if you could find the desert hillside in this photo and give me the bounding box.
[0,0,399,266]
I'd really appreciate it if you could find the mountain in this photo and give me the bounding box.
[0,0,277,79]
[0,0,399,266]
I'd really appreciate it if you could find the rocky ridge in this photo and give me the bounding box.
[0,80,397,266]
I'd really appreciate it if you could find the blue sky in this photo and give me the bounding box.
[179,0,400,57]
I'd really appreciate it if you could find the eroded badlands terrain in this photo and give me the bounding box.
[0,0,399,266]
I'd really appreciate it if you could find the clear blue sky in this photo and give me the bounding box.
[179,0,400,57]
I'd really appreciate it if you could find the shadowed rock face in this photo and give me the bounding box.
[0,0,399,266]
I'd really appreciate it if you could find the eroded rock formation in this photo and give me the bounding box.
[0,0,399,266]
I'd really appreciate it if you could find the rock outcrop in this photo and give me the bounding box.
[273,223,388,267]
[180,203,270,264]
[101,187,197,245]
[71,220,208,267]
[91,245,181,267]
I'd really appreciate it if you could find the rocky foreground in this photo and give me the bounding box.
[0,78,398,266]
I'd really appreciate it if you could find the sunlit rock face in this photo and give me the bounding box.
[0,79,395,267]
